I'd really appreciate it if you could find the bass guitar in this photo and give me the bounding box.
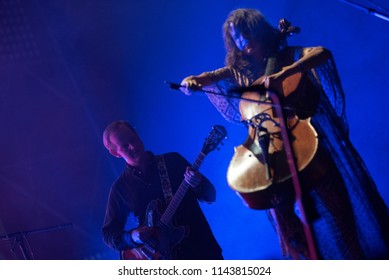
[121,125,227,260]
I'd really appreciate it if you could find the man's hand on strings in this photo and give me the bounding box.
[130,226,159,244]
[184,166,202,189]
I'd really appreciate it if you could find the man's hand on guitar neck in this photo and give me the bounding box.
[183,167,202,189]
[130,226,159,244]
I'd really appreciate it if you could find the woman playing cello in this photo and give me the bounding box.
[178,8,389,259]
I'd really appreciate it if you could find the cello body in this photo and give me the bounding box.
[227,72,319,209]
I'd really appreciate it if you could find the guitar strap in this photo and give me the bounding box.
[155,155,173,205]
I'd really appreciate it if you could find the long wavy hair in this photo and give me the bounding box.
[222,9,283,75]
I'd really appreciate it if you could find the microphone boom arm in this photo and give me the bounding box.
[338,0,389,22]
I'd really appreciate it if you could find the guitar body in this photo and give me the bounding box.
[121,199,187,260]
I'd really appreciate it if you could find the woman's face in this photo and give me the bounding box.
[228,23,264,59]
[228,22,249,51]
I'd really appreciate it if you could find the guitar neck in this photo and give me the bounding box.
[158,152,206,227]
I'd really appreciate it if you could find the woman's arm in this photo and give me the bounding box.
[265,46,332,94]
[179,72,216,96]
[285,46,332,76]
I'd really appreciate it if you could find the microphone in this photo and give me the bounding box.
[164,81,183,90]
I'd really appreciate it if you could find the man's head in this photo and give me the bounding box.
[103,120,146,166]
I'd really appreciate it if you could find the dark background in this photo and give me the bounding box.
[1,0,388,259]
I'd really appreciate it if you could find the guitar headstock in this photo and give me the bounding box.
[201,125,227,155]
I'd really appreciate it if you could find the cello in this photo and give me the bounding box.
[226,19,319,259]
[226,71,319,209]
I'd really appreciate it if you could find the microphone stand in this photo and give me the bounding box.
[0,223,73,259]
[338,0,389,22]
